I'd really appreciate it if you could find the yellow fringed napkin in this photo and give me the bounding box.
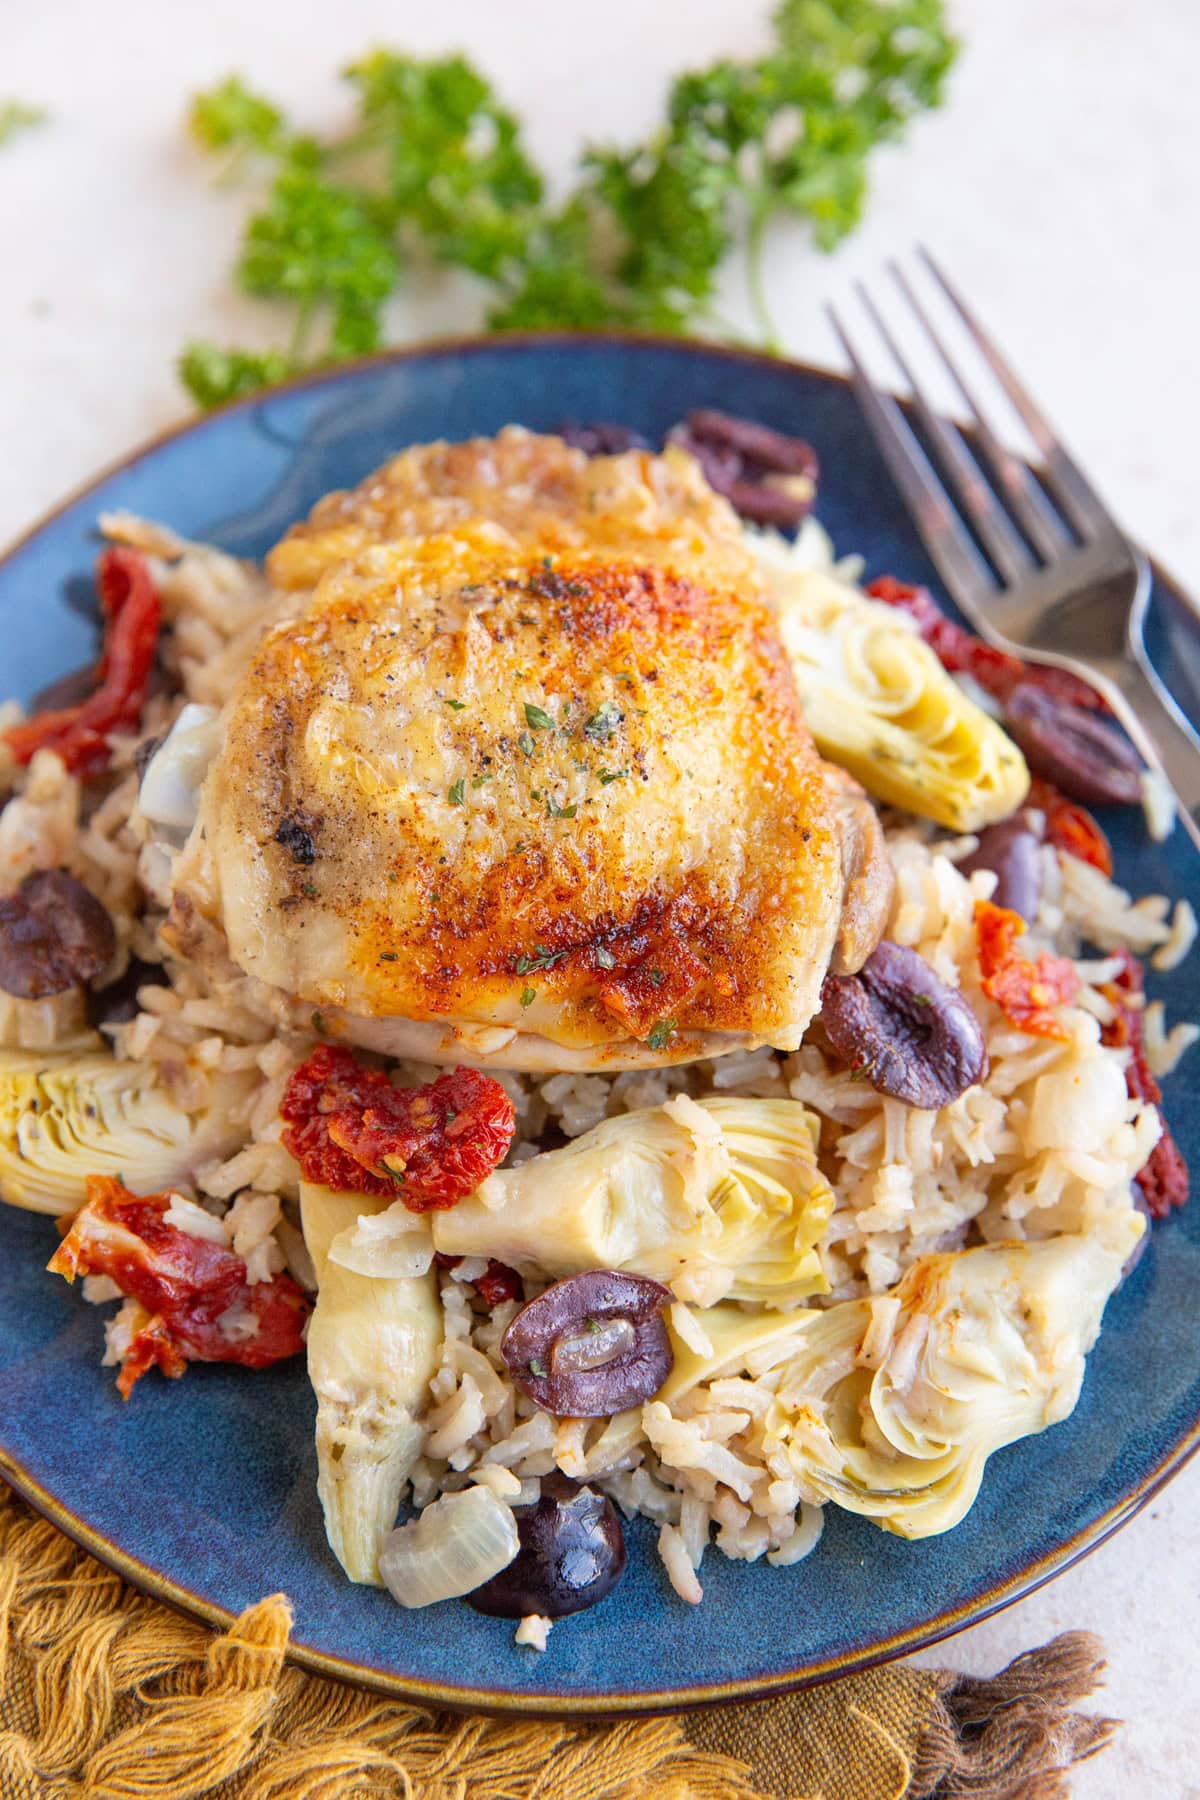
[0,1484,1118,1800]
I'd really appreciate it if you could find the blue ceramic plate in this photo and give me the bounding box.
[2,337,1199,1714]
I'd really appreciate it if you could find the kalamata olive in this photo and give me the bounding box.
[86,955,161,1029]
[959,815,1044,921]
[818,940,988,1110]
[500,1270,673,1416]
[556,422,651,456]
[468,1473,627,1619]
[1003,683,1143,807]
[667,408,819,527]
[0,869,117,1000]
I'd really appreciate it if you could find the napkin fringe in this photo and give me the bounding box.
[909,1632,1120,1798]
[0,1485,1118,1800]
[0,1487,759,1800]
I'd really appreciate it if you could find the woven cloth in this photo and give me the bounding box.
[0,1484,1118,1800]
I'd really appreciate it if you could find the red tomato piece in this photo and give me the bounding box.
[3,549,162,778]
[1027,777,1113,877]
[434,1252,524,1307]
[473,1260,525,1307]
[1100,947,1189,1217]
[48,1175,309,1398]
[280,1043,515,1210]
[974,900,1081,1040]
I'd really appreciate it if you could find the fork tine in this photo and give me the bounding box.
[887,260,1069,563]
[854,280,1034,589]
[826,303,995,610]
[917,248,1112,539]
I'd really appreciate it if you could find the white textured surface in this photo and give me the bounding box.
[1,1,1198,1789]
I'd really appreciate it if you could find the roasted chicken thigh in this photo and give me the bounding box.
[167,431,891,1069]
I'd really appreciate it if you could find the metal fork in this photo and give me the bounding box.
[828,250,1200,853]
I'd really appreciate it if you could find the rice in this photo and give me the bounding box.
[2,509,1195,1609]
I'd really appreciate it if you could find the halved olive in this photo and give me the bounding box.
[818,940,988,1110]
[468,1473,626,1619]
[500,1270,673,1416]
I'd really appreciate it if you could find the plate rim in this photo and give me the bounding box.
[2,329,1199,1715]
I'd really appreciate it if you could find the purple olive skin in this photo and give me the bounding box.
[959,816,1044,921]
[467,1474,627,1620]
[667,409,819,528]
[86,955,160,1029]
[556,422,651,456]
[0,869,117,1000]
[684,408,819,477]
[500,1270,674,1416]
[1003,684,1143,807]
[818,940,988,1110]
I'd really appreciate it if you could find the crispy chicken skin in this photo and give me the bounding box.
[168,431,892,1070]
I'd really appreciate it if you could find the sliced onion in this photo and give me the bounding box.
[379,1487,519,1609]
[138,703,220,834]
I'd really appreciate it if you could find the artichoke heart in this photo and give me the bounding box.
[434,1093,834,1308]
[0,1051,256,1215]
[763,565,1029,831]
[674,1222,1139,1539]
[300,1182,442,1586]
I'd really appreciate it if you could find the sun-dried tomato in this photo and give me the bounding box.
[280,1043,515,1210]
[974,900,1081,1040]
[48,1176,309,1398]
[1027,778,1113,877]
[435,1252,525,1307]
[3,549,163,778]
[1100,946,1189,1217]
[866,577,1105,713]
[474,1259,525,1306]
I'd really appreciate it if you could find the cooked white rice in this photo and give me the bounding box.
[0,510,1193,1600]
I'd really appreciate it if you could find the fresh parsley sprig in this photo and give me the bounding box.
[180,0,956,407]
[0,101,47,149]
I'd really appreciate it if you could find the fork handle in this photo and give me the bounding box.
[1101,654,1200,855]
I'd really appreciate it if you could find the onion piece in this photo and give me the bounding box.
[379,1487,519,1609]
[137,703,220,835]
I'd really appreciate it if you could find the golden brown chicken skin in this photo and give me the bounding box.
[169,432,892,1070]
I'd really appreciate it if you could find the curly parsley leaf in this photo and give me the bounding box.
[188,76,285,156]
[181,2,955,403]
[345,51,543,280]
[177,342,298,409]
[0,101,47,148]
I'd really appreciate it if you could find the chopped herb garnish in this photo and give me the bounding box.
[529,1358,549,1379]
[648,968,665,987]
[518,730,536,756]
[647,1018,677,1050]
[301,879,318,898]
[379,950,398,961]
[545,796,579,820]
[311,1011,326,1035]
[448,778,465,805]
[598,766,629,785]
[444,697,466,711]
[524,701,555,731]
[471,773,491,788]
[595,946,616,969]
[515,943,569,975]
[520,986,537,1007]
[583,699,622,742]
